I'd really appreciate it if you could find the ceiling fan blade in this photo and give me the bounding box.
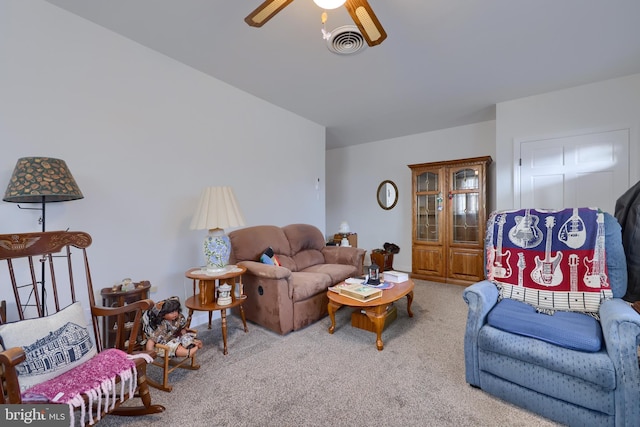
[344,0,387,46]
[245,0,295,27]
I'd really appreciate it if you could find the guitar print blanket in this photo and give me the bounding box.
[486,207,612,313]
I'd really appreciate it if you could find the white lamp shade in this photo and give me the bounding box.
[190,187,246,231]
[313,0,346,10]
[338,221,350,234]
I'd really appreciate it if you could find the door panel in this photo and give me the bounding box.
[518,129,629,212]
[412,244,444,278]
[530,174,564,208]
[448,248,484,283]
[575,171,616,207]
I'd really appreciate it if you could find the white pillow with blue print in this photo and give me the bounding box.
[0,302,97,391]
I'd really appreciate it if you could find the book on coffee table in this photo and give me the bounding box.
[383,271,409,283]
[330,283,382,302]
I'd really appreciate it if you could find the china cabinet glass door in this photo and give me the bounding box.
[450,167,480,244]
[416,170,441,242]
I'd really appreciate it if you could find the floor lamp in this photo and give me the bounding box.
[3,157,84,315]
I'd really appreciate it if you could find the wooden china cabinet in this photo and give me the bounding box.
[408,156,492,285]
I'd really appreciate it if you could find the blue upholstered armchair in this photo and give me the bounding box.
[463,209,640,426]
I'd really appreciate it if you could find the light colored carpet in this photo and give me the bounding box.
[99,280,561,426]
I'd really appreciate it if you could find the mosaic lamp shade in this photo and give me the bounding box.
[4,157,83,203]
[190,186,245,272]
[3,157,83,313]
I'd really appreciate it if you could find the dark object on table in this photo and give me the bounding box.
[383,242,400,254]
[371,243,399,272]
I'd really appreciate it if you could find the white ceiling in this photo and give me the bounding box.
[45,0,640,149]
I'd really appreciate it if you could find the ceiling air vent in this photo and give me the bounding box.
[327,25,367,55]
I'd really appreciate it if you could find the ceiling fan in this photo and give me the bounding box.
[245,0,387,47]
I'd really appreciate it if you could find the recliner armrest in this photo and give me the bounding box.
[463,280,499,387]
[463,280,499,321]
[599,298,640,423]
[238,260,292,279]
[600,298,640,358]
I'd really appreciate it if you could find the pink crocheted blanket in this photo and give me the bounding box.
[22,348,152,426]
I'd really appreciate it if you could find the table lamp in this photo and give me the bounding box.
[338,221,350,246]
[190,187,245,273]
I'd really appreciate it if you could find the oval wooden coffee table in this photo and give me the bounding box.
[327,279,414,351]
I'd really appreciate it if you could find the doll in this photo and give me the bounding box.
[143,296,202,357]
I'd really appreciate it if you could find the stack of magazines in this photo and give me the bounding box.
[328,282,382,301]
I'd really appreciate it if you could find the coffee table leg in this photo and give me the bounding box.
[221,308,228,355]
[406,291,414,317]
[328,301,341,334]
[365,305,388,351]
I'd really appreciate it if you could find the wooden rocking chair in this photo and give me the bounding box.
[0,231,165,424]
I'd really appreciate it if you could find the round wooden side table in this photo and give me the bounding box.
[184,266,248,355]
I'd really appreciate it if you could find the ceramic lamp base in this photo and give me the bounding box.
[203,228,231,272]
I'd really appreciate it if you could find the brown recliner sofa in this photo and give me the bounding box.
[229,223,365,335]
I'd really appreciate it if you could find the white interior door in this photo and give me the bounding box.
[516,128,629,213]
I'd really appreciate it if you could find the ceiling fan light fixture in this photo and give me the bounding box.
[245,0,386,47]
[313,0,347,10]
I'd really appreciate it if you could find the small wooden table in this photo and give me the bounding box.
[100,281,151,349]
[327,279,414,351]
[184,266,248,355]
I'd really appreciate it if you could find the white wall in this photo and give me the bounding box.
[496,73,640,211]
[326,121,496,272]
[0,0,325,325]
